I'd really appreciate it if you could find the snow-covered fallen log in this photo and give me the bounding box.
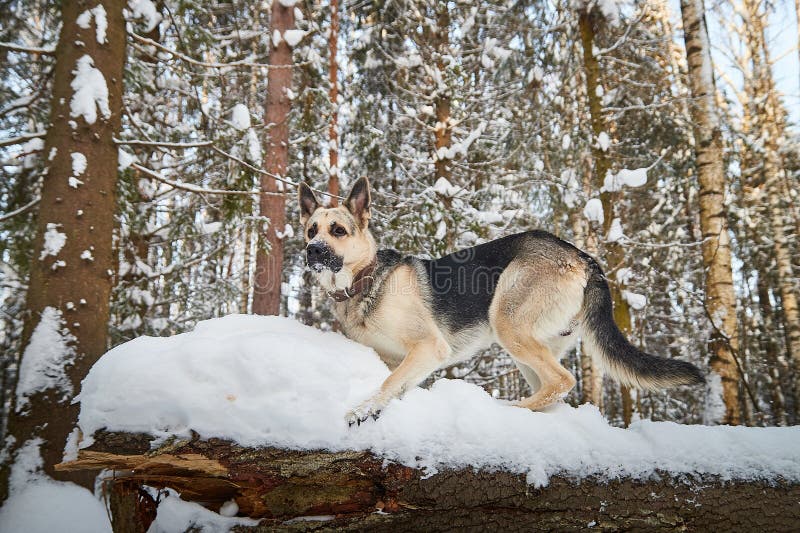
[57,315,800,531]
[57,430,800,532]
[55,428,800,532]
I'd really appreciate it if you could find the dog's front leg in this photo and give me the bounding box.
[346,336,450,426]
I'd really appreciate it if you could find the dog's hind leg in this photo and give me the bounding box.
[495,329,576,410]
[489,260,584,410]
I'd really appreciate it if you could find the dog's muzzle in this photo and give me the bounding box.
[306,242,343,273]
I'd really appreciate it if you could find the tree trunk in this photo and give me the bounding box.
[432,5,451,186]
[1,0,127,502]
[252,1,295,316]
[433,96,451,186]
[327,0,340,206]
[763,94,800,423]
[765,157,800,417]
[572,171,603,409]
[679,0,741,424]
[430,6,454,251]
[240,4,260,316]
[578,9,611,193]
[57,431,800,532]
[757,274,787,425]
[578,7,631,421]
[240,223,252,314]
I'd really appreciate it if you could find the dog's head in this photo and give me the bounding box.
[298,177,377,291]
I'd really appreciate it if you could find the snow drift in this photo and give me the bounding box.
[77,315,800,487]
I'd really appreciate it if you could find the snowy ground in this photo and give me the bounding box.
[5,314,799,533]
[0,437,111,533]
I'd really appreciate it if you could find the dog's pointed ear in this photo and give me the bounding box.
[344,177,371,228]
[298,182,320,225]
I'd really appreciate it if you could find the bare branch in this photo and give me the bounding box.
[0,198,40,223]
[114,138,213,149]
[0,42,55,56]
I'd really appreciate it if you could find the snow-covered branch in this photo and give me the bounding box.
[0,131,45,149]
[131,163,263,197]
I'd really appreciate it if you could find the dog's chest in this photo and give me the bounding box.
[337,305,407,369]
[359,330,407,368]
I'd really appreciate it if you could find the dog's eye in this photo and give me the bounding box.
[307,224,317,239]
[332,225,347,237]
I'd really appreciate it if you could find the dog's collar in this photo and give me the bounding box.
[328,259,377,302]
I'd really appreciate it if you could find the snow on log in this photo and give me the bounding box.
[57,316,800,530]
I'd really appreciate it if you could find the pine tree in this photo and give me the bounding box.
[328,0,341,205]
[253,0,296,316]
[1,0,127,500]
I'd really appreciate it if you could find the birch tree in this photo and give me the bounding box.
[679,0,741,424]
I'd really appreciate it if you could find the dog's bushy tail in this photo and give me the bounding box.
[580,259,705,390]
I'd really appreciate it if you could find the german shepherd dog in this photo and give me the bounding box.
[298,178,704,425]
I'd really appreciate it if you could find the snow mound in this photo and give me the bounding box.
[78,315,800,487]
[0,438,111,533]
[0,480,111,533]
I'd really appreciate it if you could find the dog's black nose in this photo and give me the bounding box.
[305,242,343,272]
[306,242,326,262]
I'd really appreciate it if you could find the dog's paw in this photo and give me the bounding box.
[345,401,383,427]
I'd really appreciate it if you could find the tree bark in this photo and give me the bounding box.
[578,9,611,195]
[57,431,800,532]
[578,7,632,421]
[679,0,741,424]
[432,6,451,187]
[1,0,127,502]
[430,6,455,251]
[252,1,295,316]
[327,0,340,206]
[757,274,788,425]
[572,170,603,409]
